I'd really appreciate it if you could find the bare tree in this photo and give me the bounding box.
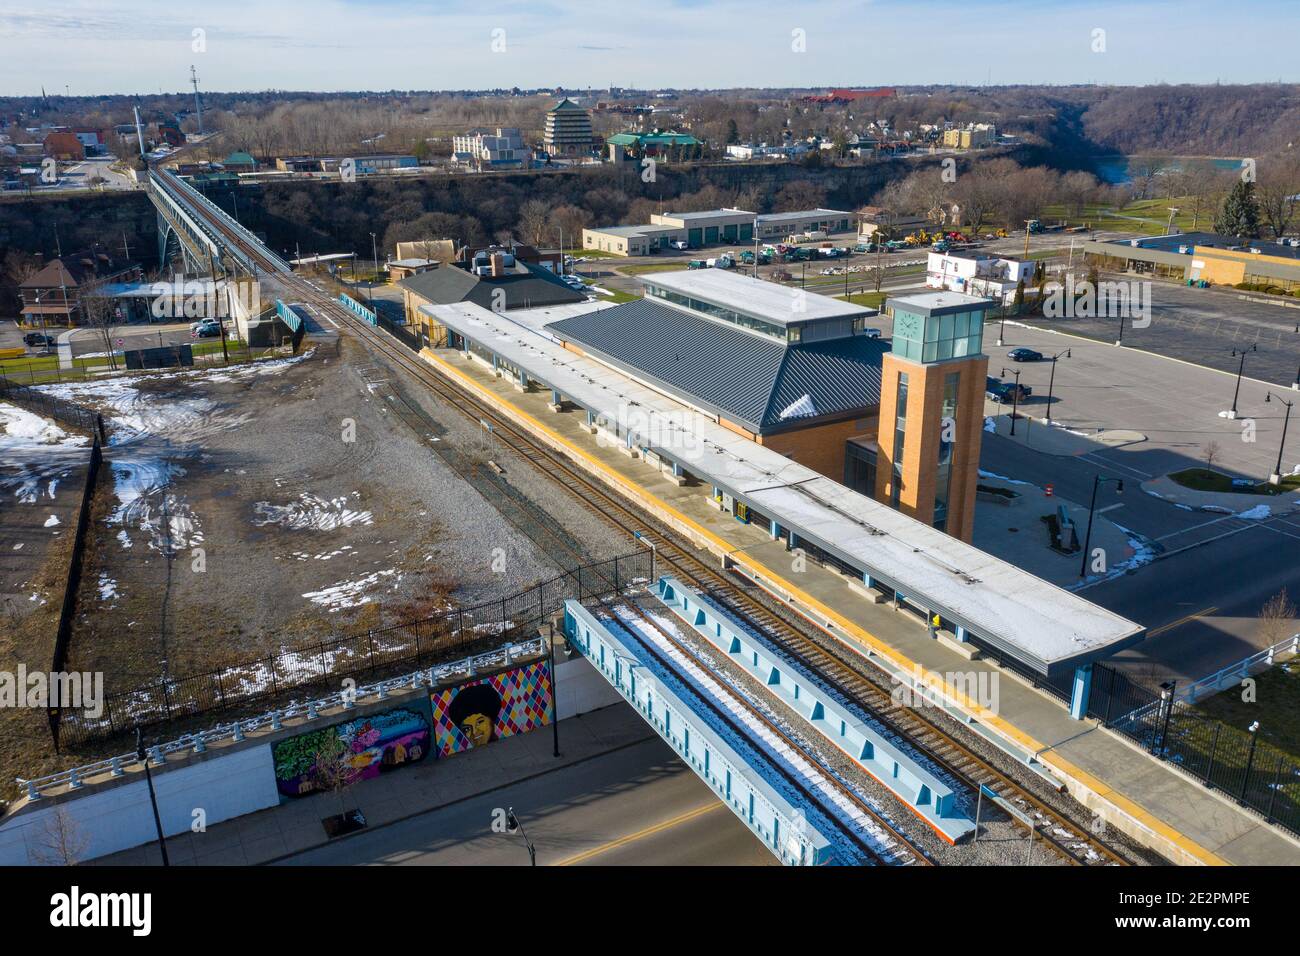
[1202,441,1222,469]
[1256,154,1300,240]
[29,806,90,865]
[1258,589,1297,648]
[516,199,551,247]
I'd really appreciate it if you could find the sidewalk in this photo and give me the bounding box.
[430,344,1300,865]
[984,404,1145,457]
[91,704,651,866]
[1142,475,1300,517]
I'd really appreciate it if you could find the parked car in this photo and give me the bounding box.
[1007,348,1043,362]
[192,318,222,338]
[669,240,689,251]
[862,328,882,339]
[23,332,56,347]
[985,376,1032,403]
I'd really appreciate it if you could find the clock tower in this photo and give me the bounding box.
[874,291,992,541]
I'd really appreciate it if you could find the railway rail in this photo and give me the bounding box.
[600,595,931,865]
[160,171,1135,865]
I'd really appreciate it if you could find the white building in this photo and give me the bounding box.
[926,251,1036,305]
[452,127,529,169]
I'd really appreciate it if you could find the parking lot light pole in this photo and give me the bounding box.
[1044,348,1070,424]
[1228,344,1257,419]
[505,808,536,866]
[1264,392,1294,485]
[1079,475,1124,580]
[1240,722,1261,803]
[1001,366,1023,436]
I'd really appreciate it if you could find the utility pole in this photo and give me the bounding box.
[190,66,204,136]
[133,105,147,159]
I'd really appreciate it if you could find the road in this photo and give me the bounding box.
[276,736,774,866]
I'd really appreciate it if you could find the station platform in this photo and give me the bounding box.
[420,342,1300,866]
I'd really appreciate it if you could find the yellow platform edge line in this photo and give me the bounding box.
[422,348,1231,866]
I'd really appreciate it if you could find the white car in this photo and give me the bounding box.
[670,240,689,251]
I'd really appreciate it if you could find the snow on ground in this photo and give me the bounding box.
[97,573,120,602]
[302,568,402,612]
[0,401,88,505]
[1237,504,1272,520]
[253,492,373,531]
[977,467,1032,487]
[43,514,59,528]
[0,403,89,449]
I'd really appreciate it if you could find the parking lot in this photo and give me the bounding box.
[1022,278,1300,386]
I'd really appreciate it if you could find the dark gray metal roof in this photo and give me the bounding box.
[400,262,585,311]
[548,299,887,432]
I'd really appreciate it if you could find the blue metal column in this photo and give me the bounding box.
[672,462,684,478]
[954,625,967,643]
[863,571,873,588]
[551,388,562,405]
[1069,664,1093,720]
[769,519,780,540]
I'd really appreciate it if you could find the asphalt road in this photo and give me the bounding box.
[275,736,774,866]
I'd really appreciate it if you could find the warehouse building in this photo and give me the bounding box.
[582,207,854,255]
[1084,232,1300,292]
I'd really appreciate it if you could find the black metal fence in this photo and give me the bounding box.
[1091,663,1300,838]
[53,549,653,749]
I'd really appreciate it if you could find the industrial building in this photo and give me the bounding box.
[1084,231,1300,292]
[582,207,854,255]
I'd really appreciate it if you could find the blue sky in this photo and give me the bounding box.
[1,0,1295,95]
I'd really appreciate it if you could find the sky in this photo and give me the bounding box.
[0,0,1296,96]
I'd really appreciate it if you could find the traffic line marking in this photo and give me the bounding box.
[1146,607,1218,639]
[555,802,723,866]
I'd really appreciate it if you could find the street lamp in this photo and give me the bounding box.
[1166,207,1180,234]
[505,807,536,866]
[1001,366,1024,437]
[1079,475,1124,580]
[370,232,378,275]
[1265,391,1295,485]
[1227,344,1257,419]
[136,727,170,866]
[1044,348,1070,424]
[1240,721,1261,803]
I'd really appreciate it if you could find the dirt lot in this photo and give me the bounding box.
[0,330,628,787]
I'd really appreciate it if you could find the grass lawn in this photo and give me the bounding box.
[592,289,642,304]
[616,262,690,276]
[1,338,251,385]
[576,249,629,259]
[1194,658,1300,762]
[1039,196,1209,236]
[836,291,888,309]
[1169,467,1300,496]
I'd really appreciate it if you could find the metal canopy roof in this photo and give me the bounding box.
[642,270,875,326]
[425,301,1145,676]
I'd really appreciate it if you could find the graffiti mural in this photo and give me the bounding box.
[431,659,553,757]
[272,706,431,798]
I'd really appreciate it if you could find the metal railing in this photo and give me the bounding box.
[19,635,546,801]
[0,379,106,442]
[1175,635,1299,705]
[53,549,651,748]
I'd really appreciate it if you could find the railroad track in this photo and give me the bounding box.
[325,303,1129,866]
[167,178,1131,865]
[599,595,930,866]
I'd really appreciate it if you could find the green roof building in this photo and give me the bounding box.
[606,130,703,162]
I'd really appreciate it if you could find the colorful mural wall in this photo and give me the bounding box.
[431,659,553,757]
[272,705,432,798]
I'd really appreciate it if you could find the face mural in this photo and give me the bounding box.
[272,706,432,798]
[431,660,553,757]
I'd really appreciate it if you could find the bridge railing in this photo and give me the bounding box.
[338,292,377,325]
[149,169,294,275]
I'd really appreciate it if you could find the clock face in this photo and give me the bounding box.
[895,310,923,341]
